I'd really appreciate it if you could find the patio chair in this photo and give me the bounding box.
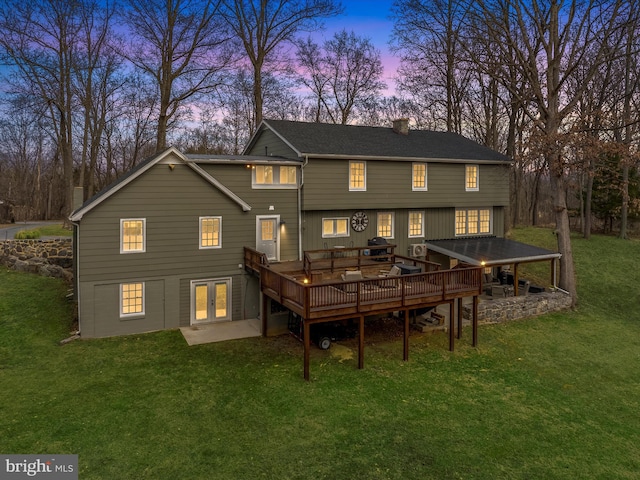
[517,280,531,296]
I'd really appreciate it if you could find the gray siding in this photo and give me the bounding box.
[301,206,504,257]
[77,155,298,337]
[245,129,299,158]
[302,160,510,210]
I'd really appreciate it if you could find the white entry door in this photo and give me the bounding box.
[256,215,280,261]
[191,278,232,324]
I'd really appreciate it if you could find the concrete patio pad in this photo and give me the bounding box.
[180,318,261,346]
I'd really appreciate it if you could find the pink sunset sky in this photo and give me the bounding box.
[316,0,401,94]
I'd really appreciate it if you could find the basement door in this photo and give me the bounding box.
[190,278,232,325]
[256,215,280,261]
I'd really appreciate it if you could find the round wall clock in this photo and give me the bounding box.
[351,211,369,232]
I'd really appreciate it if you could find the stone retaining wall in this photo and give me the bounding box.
[0,238,73,283]
[463,291,572,323]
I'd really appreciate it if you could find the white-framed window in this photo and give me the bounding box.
[120,282,145,317]
[377,212,394,238]
[280,166,297,185]
[412,163,428,191]
[120,219,145,253]
[349,161,366,191]
[455,208,492,236]
[465,164,479,191]
[255,165,274,184]
[200,216,222,249]
[252,165,297,188]
[322,218,349,238]
[408,211,424,238]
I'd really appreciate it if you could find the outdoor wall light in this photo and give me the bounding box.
[168,164,175,170]
[280,220,286,226]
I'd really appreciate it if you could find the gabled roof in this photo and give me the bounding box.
[245,119,510,163]
[69,147,254,222]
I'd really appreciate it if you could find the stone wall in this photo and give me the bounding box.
[0,238,73,283]
[463,291,572,324]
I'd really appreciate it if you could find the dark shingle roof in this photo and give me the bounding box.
[262,119,510,162]
[425,237,561,266]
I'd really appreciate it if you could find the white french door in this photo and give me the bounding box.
[191,278,232,324]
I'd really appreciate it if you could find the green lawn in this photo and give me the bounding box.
[1,227,639,479]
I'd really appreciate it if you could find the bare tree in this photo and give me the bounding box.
[470,0,631,303]
[391,0,473,134]
[296,30,385,124]
[219,0,342,127]
[0,0,84,217]
[121,0,234,151]
[75,0,122,198]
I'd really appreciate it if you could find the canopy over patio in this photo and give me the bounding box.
[424,237,562,293]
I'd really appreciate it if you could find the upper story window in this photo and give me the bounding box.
[322,218,349,238]
[465,165,479,191]
[200,216,222,249]
[120,282,144,317]
[349,161,366,191]
[455,208,491,236]
[120,219,145,253]
[252,165,297,188]
[412,163,427,191]
[377,212,394,238]
[408,211,424,238]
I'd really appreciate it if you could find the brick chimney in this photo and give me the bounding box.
[392,118,409,135]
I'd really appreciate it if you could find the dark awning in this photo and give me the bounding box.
[424,237,561,267]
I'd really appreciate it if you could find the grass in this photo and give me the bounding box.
[1,227,640,479]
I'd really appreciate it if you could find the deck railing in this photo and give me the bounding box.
[260,264,482,320]
[244,247,269,275]
[302,245,440,277]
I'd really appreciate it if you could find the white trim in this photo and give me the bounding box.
[322,217,350,238]
[408,210,425,238]
[119,281,145,318]
[190,277,232,324]
[256,215,281,262]
[186,163,252,211]
[377,211,395,239]
[455,208,493,236]
[251,165,298,189]
[70,147,188,221]
[412,162,428,191]
[199,216,222,249]
[349,161,367,191]
[465,164,479,191]
[120,218,146,254]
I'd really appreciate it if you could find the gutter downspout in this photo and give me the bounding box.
[298,156,308,260]
[71,220,81,336]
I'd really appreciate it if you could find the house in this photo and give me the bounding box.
[70,119,512,339]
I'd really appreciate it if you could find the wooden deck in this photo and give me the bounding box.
[244,246,482,380]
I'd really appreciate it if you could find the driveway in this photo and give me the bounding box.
[0,221,62,240]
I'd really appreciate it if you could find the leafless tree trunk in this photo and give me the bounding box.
[296,30,385,124]
[219,0,342,127]
[469,0,631,304]
[0,0,81,218]
[122,0,233,152]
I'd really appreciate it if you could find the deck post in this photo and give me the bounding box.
[303,319,310,381]
[472,295,478,347]
[403,308,409,361]
[358,315,364,369]
[457,298,462,340]
[513,263,519,296]
[449,301,455,351]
